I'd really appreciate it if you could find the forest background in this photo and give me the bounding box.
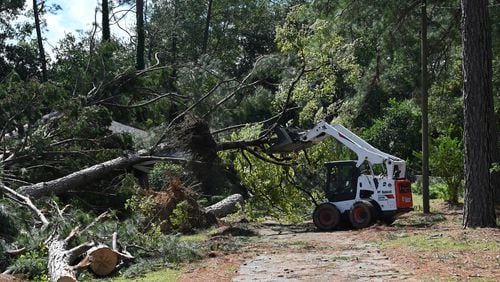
[0,0,498,280]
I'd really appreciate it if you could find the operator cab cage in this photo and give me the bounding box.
[324,161,360,202]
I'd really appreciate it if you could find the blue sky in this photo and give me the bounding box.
[23,0,135,57]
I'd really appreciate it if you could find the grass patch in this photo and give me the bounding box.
[110,267,181,282]
[380,234,499,252]
[179,227,218,242]
[330,255,351,261]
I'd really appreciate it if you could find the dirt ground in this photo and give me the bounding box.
[179,204,499,281]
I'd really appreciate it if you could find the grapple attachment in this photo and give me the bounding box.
[267,126,313,153]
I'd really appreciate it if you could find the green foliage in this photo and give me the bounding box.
[220,125,346,222]
[12,247,48,281]
[149,163,183,191]
[169,200,189,231]
[275,5,359,126]
[363,99,421,163]
[490,163,500,174]
[429,131,464,204]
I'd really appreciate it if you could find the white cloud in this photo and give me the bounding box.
[12,0,137,60]
[42,0,136,58]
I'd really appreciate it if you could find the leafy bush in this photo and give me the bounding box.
[11,248,48,281]
[363,99,421,163]
[429,182,449,200]
[429,130,464,204]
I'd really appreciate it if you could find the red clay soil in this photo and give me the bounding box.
[178,204,499,281]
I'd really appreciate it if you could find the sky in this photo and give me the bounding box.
[23,0,135,57]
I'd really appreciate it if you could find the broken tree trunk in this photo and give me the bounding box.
[47,239,94,282]
[16,117,264,200]
[205,194,244,218]
[18,155,151,198]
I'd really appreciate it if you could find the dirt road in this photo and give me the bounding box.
[180,207,499,282]
[233,225,412,281]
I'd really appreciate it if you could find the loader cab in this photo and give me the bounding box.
[324,161,360,202]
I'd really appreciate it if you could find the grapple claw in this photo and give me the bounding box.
[267,126,312,153]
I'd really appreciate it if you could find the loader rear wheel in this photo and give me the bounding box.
[349,202,374,229]
[313,203,340,231]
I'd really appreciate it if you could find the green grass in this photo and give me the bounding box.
[380,234,499,252]
[411,194,446,213]
[330,255,351,261]
[110,268,181,282]
[179,227,217,242]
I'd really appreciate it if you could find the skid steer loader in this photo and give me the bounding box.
[269,121,413,230]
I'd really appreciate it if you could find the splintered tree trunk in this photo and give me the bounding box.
[461,0,497,227]
[48,240,77,282]
[47,239,95,282]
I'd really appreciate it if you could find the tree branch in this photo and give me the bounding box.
[0,183,49,228]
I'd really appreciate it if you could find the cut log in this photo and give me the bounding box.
[205,194,244,218]
[86,245,119,276]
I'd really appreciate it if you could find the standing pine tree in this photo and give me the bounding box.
[461,0,497,227]
[33,0,47,81]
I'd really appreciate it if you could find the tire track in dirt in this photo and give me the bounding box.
[233,225,414,281]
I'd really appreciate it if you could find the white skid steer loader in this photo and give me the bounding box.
[269,121,413,230]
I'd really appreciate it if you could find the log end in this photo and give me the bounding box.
[56,276,77,282]
[87,246,119,276]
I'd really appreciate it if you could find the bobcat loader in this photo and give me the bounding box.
[270,121,413,230]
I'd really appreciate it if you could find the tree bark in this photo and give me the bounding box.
[47,239,94,282]
[136,0,145,70]
[420,0,430,214]
[18,154,151,198]
[461,0,497,227]
[205,194,244,218]
[102,0,110,42]
[33,0,47,82]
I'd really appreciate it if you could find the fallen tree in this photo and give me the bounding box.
[0,185,132,282]
[16,116,268,200]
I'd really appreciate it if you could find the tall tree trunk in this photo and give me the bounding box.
[136,0,145,70]
[33,0,47,82]
[420,0,430,214]
[170,0,178,90]
[461,0,497,228]
[102,0,110,42]
[202,0,213,54]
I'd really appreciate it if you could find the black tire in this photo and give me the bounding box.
[349,202,374,229]
[313,202,341,231]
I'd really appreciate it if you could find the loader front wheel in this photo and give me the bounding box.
[349,202,374,229]
[313,202,340,231]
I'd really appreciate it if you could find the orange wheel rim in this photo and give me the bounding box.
[319,209,335,225]
[353,207,366,223]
